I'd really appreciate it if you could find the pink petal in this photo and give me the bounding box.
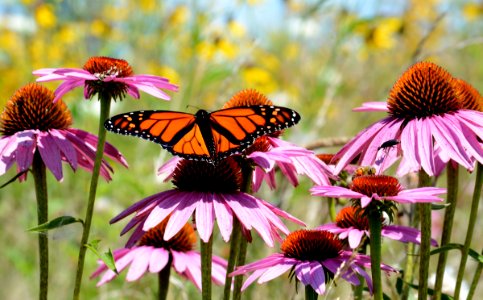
[241,269,266,291]
[353,101,389,112]
[309,262,326,294]
[195,193,215,242]
[213,194,234,242]
[257,262,293,283]
[360,196,372,208]
[50,129,77,169]
[149,248,170,273]
[37,132,63,180]
[142,191,184,230]
[13,131,36,172]
[231,254,287,276]
[310,185,363,199]
[126,247,152,281]
[53,79,86,102]
[294,261,312,286]
[163,192,199,240]
[417,118,435,176]
[347,229,365,249]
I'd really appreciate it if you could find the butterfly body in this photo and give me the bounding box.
[105,105,300,163]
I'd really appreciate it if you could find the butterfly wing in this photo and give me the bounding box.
[209,105,301,160]
[105,110,212,160]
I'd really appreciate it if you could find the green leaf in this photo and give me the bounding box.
[85,241,118,274]
[430,243,463,256]
[28,216,83,232]
[431,203,451,210]
[397,279,453,299]
[0,170,29,189]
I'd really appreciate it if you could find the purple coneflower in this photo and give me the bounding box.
[230,229,396,295]
[111,157,305,247]
[0,83,127,181]
[311,174,446,208]
[91,218,227,290]
[333,62,483,176]
[317,206,438,249]
[33,56,178,102]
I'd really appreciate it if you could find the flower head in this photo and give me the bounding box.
[222,89,334,192]
[0,83,127,181]
[33,56,178,102]
[310,174,446,208]
[91,218,227,289]
[333,62,483,176]
[317,206,438,249]
[230,229,396,295]
[111,157,305,247]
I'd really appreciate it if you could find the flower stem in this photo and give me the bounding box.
[368,208,383,300]
[467,248,482,300]
[305,284,318,300]
[328,197,336,222]
[73,96,111,300]
[158,258,172,300]
[433,163,459,299]
[32,151,49,300]
[418,171,432,300]
[454,163,482,300]
[223,219,242,300]
[201,235,213,300]
[401,204,419,300]
[233,237,248,300]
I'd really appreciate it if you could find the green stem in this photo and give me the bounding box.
[232,237,248,300]
[353,244,367,300]
[418,171,432,300]
[223,219,242,300]
[328,197,336,222]
[305,284,318,300]
[73,96,111,300]
[32,151,49,300]
[467,248,482,300]
[158,257,172,300]
[402,205,420,300]
[434,163,459,299]
[368,208,383,300]
[454,163,482,300]
[201,235,213,300]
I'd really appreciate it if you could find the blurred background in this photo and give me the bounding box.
[0,0,482,299]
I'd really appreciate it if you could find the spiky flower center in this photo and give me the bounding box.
[82,56,134,101]
[0,83,72,136]
[350,175,401,197]
[281,230,342,261]
[172,157,242,193]
[387,62,461,119]
[335,206,370,230]
[138,218,196,252]
[454,78,483,111]
[222,89,273,108]
[316,154,335,165]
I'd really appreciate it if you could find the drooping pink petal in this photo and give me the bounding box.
[386,187,445,203]
[163,192,199,240]
[50,129,77,170]
[231,254,286,276]
[240,269,266,291]
[360,118,401,167]
[53,79,86,102]
[382,225,438,246]
[37,132,63,180]
[333,117,393,174]
[195,193,215,242]
[417,118,435,176]
[309,262,326,295]
[13,131,36,172]
[256,262,294,283]
[126,247,152,281]
[213,194,234,242]
[142,191,184,230]
[121,81,171,100]
[171,251,189,273]
[148,248,170,273]
[347,229,365,248]
[157,156,182,182]
[360,196,373,208]
[294,261,312,286]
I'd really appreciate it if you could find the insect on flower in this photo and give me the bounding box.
[104,105,301,163]
[377,139,400,151]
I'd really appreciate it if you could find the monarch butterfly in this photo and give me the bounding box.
[104,105,301,163]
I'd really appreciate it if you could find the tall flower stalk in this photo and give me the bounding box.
[72,95,111,298]
[32,151,49,300]
[417,171,432,300]
[34,56,178,298]
[454,163,482,299]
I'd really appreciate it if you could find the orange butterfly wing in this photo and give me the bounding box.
[105,105,300,162]
[105,111,212,160]
[209,105,300,159]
